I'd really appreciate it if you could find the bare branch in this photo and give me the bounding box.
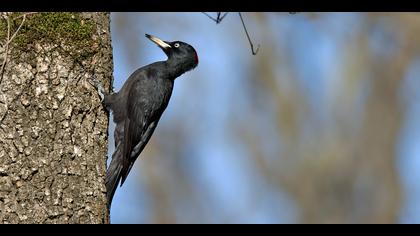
[202,12,228,24]
[202,12,259,56]
[0,13,32,126]
[12,12,36,21]
[0,13,11,85]
[0,13,30,85]
[202,12,218,23]
[217,12,229,23]
[8,14,26,44]
[238,12,260,55]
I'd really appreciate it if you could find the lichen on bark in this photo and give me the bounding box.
[0,12,112,224]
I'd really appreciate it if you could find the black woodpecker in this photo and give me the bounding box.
[92,34,199,207]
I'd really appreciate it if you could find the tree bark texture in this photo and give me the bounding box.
[0,12,112,223]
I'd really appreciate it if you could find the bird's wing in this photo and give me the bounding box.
[106,113,157,205]
[119,78,162,186]
[120,119,159,185]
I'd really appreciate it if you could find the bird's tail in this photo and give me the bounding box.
[105,145,123,208]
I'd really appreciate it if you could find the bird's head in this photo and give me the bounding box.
[146,34,199,73]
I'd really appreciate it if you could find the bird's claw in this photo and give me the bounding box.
[89,75,105,102]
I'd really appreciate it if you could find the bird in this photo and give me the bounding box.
[91,34,199,208]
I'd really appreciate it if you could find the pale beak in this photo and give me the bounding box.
[145,34,171,49]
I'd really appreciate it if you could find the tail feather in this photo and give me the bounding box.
[105,145,123,208]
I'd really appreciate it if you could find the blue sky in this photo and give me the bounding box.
[108,12,420,223]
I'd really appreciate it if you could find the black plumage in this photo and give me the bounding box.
[103,34,199,207]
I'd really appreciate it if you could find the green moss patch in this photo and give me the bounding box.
[1,12,98,62]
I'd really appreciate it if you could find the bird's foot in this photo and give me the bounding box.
[88,75,106,102]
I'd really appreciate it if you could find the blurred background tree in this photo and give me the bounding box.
[108,12,420,224]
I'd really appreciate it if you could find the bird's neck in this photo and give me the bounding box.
[165,59,190,79]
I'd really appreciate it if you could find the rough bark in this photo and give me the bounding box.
[0,12,112,224]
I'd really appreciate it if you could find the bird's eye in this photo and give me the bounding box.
[174,43,180,48]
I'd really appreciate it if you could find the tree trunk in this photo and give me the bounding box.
[0,12,112,223]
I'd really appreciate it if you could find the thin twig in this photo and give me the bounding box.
[202,12,260,56]
[202,12,228,24]
[0,13,11,125]
[8,14,26,44]
[0,13,11,85]
[0,13,29,85]
[202,12,218,23]
[238,12,260,55]
[0,94,8,125]
[12,12,36,21]
[217,12,229,23]
[0,13,30,125]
